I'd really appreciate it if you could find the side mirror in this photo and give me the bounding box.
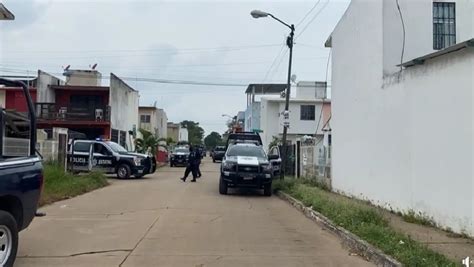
[268,154,279,160]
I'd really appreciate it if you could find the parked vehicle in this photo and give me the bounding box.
[68,140,156,179]
[169,146,190,167]
[219,143,277,196]
[225,131,263,148]
[267,146,282,176]
[0,79,43,267]
[211,146,226,162]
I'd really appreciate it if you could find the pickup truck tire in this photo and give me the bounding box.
[263,183,272,197]
[0,211,18,267]
[117,164,131,179]
[219,177,228,195]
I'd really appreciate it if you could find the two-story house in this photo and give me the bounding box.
[326,0,473,236]
[36,69,139,150]
[258,82,330,151]
[139,106,168,139]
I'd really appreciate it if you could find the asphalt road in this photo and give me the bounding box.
[16,158,373,267]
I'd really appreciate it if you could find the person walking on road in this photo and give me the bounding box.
[196,147,203,178]
[180,145,198,182]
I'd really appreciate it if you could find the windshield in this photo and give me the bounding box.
[106,141,127,153]
[174,148,189,153]
[215,146,226,151]
[227,145,266,158]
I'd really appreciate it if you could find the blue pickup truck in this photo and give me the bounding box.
[0,79,43,267]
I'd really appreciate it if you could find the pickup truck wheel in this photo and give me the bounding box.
[117,164,131,179]
[264,183,272,197]
[0,211,18,267]
[219,177,228,195]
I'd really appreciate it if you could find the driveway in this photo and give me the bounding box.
[16,158,373,266]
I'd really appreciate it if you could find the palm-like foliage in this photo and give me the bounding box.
[135,129,159,155]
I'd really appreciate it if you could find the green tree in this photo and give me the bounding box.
[180,120,204,145]
[268,136,281,150]
[204,131,223,149]
[135,129,159,155]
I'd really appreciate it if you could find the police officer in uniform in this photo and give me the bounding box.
[196,147,203,178]
[180,145,198,182]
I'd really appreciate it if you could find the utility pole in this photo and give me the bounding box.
[280,25,294,180]
[250,10,295,180]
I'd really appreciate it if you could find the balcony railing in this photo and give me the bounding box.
[36,103,111,122]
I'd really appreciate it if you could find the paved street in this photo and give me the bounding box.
[16,158,373,267]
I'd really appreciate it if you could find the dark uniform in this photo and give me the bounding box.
[196,148,202,178]
[181,146,198,182]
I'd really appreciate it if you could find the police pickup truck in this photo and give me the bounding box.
[68,140,156,179]
[0,78,43,267]
[219,132,280,196]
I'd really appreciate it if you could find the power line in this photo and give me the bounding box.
[269,49,289,81]
[262,44,286,82]
[4,44,282,55]
[396,0,406,75]
[296,0,331,40]
[0,67,248,87]
[296,0,322,27]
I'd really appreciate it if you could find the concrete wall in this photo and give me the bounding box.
[178,127,188,142]
[260,97,327,150]
[330,0,473,235]
[244,102,261,132]
[0,90,5,108]
[65,70,102,86]
[109,73,139,150]
[37,70,63,103]
[167,124,179,142]
[381,0,474,75]
[296,81,327,99]
[139,108,158,136]
[156,109,168,139]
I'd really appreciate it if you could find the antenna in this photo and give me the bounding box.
[91,63,97,70]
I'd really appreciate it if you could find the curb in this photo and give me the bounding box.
[276,191,402,267]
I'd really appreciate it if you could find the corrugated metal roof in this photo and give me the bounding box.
[400,38,474,68]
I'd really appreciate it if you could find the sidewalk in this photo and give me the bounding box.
[385,211,474,263]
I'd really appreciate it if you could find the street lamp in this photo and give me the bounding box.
[251,10,294,180]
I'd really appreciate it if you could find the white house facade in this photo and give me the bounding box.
[327,0,473,236]
[260,82,330,151]
[139,106,168,139]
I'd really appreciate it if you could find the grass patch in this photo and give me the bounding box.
[402,210,437,227]
[40,164,109,206]
[273,178,457,267]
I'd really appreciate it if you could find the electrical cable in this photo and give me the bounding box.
[396,0,406,75]
[315,48,331,134]
[295,0,331,40]
[262,44,286,82]
[296,0,322,27]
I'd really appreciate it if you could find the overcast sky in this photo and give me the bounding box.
[0,0,349,136]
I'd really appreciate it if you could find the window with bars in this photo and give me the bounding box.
[433,2,456,50]
[300,105,315,121]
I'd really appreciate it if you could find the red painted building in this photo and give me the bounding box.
[0,86,37,112]
[36,85,111,140]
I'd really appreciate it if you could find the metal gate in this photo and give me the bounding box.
[280,144,296,176]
